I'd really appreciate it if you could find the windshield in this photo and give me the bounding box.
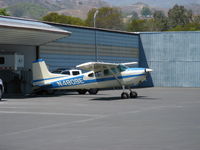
[117,65,128,72]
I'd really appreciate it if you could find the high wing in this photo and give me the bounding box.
[76,62,138,71]
[121,62,138,66]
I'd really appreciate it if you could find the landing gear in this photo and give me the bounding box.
[130,91,138,98]
[120,86,138,99]
[77,89,87,94]
[88,89,98,95]
[121,92,129,99]
[77,89,98,95]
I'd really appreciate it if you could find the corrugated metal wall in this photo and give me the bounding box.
[40,25,139,71]
[139,32,200,87]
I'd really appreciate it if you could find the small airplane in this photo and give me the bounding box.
[32,59,152,99]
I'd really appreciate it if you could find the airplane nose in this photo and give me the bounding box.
[145,68,153,73]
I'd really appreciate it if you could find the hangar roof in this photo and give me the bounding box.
[0,16,71,46]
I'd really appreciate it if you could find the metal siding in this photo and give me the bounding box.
[40,25,139,70]
[139,32,200,87]
[40,53,95,70]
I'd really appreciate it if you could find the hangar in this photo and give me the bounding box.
[1,16,200,95]
[0,16,139,94]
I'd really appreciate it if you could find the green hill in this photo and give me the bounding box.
[8,2,49,19]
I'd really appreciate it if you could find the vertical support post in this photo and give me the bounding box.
[94,29,98,62]
[36,46,40,59]
[94,10,99,62]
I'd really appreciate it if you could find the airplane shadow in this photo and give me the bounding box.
[2,92,108,99]
[91,97,122,101]
[2,93,69,99]
[91,96,159,101]
[137,96,160,100]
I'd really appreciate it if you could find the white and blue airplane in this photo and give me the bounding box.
[32,59,152,99]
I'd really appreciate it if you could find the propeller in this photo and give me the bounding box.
[145,68,153,73]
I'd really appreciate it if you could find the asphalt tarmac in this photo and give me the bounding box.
[0,88,200,150]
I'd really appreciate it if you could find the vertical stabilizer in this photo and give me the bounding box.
[32,59,65,86]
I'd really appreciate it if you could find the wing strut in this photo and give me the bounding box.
[106,66,138,99]
[106,66,124,89]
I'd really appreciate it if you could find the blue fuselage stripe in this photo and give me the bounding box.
[34,73,145,88]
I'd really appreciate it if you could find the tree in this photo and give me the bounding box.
[193,15,200,24]
[127,19,147,32]
[42,12,86,26]
[85,7,123,30]
[169,23,200,31]
[153,10,168,31]
[131,11,139,20]
[141,7,152,18]
[0,8,10,16]
[168,4,193,28]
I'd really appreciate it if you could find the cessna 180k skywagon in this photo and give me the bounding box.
[32,59,152,99]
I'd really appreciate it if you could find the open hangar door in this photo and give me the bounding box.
[0,45,35,94]
[0,16,70,94]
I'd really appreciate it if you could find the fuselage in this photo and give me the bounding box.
[33,67,147,90]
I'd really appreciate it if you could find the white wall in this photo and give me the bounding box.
[0,44,36,70]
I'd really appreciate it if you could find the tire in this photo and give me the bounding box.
[121,92,129,99]
[88,89,98,95]
[77,89,87,95]
[0,88,2,101]
[130,91,138,98]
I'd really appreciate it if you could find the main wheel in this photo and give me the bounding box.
[88,89,98,95]
[77,89,87,95]
[121,92,129,99]
[130,91,138,98]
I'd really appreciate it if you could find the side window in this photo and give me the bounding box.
[88,73,94,77]
[95,71,103,77]
[104,69,111,76]
[0,57,5,64]
[72,71,80,76]
[62,71,70,75]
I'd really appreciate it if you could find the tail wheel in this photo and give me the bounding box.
[88,89,99,95]
[77,89,87,95]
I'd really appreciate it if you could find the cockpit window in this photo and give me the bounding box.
[117,65,128,72]
[111,67,118,73]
